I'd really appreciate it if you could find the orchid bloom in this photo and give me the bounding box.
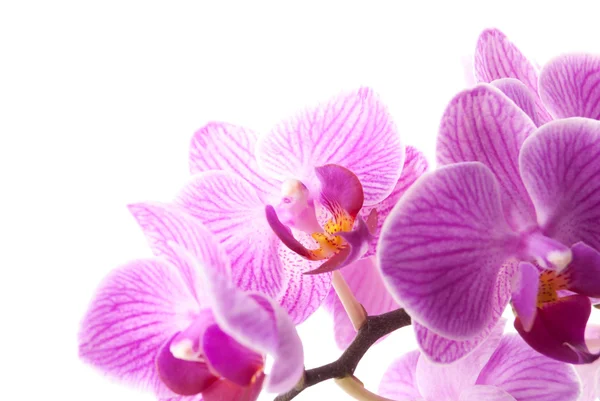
[379,321,580,401]
[474,28,600,125]
[169,88,404,324]
[78,203,303,401]
[378,83,600,364]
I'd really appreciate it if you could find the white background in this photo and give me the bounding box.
[2,1,600,400]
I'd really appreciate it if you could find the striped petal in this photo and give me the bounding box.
[323,257,398,349]
[459,386,515,401]
[437,84,537,230]
[361,146,429,258]
[520,118,600,249]
[379,350,422,400]
[378,163,518,339]
[78,259,198,392]
[491,78,543,126]
[474,28,552,123]
[539,54,600,120]
[189,122,279,200]
[476,334,581,401]
[256,87,405,205]
[175,171,283,297]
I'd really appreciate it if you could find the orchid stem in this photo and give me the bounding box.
[273,308,411,401]
[331,270,367,330]
[334,376,395,401]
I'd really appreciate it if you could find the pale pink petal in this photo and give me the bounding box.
[378,163,518,339]
[415,320,504,400]
[323,257,398,349]
[175,171,283,297]
[188,247,304,394]
[539,54,600,120]
[379,350,422,400]
[437,84,537,230]
[276,241,332,324]
[459,386,516,401]
[491,78,543,126]
[474,28,552,123]
[256,87,405,205]
[476,334,581,401]
[519,118,600,249]
[189,122,279,200]
[361,146,429,258]
[78,259,198,392]
[128,202,230,303]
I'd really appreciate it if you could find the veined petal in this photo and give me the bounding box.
[78,259,198,391]
[491,78,542,126]
[459,386,516,401]
[437,84,537,230]
[474,28,552,123]
[276,241,332,324]
[515,294,599,364]
[519,118,600,249]
[379,350,422,400]
[256,87,405,205]
[415,320,504,400]
[563,242,600,298]
[361,146,429,258]
[128,202,230,304]
[189,122,279,200]
[476,334,581,401]
[323,257,398,349]
[175,171,283,297]
[378,163,519,339]
[539,54,600,120]
[510,262,539,332]
[187,247,304,394]
[574,326,600,401]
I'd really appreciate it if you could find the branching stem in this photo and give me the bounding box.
[273,308,411,401]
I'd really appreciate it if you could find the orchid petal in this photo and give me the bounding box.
[202,324,264,387]
[563,242,600,298]
[175,171,283,296]
[315,164,364,219]
[78,259,198,392]
[510,262,539,332]
[202,374,265,401]
[361,146,429,258]
[437,84,537,230]
[276,241,332,324]
[474,28,552,123]
[415,320,504,400]
[519,118,600,249]
[187,247,304,394]
[378,163,518,339]
[459,386,516,401]
[515,294,599,364]
[491,78,542,126]
[189,122,279,200]
[379,350,422,400]
[574,325,600,401]
[323,257,398,349]
[476,334,581,401]
[256,87,405,205]
[156,334,218,395]
[539,54,600,119]
[128,202,230,303]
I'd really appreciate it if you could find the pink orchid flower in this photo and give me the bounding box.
[79,203,303,401]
